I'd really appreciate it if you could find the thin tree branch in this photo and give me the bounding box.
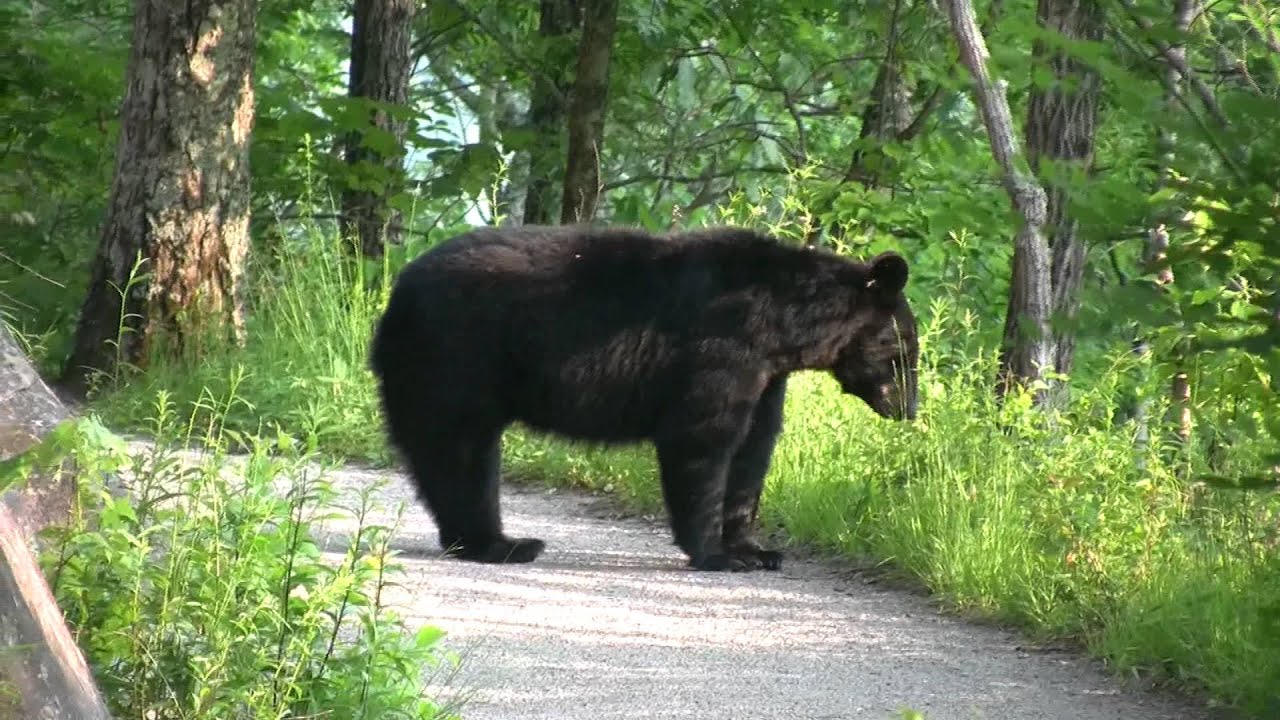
[897,81,947,142]
[1109,26,1245,179]
[1246,0,1280,55]
[724,16,810,164]
[603,166,789,192]
[1117,0,1231,127]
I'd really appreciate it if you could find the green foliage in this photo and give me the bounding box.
[0,1,131,365]
[6,0,1280,716]
[90,225,388,461]
[5,409,465,720]
[86,174,1280,715]
[87,148,477,461]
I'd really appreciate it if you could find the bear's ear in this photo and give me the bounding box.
[864,252,909,296]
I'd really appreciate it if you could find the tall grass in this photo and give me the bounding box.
[87,197,1280,717]
[91,220,397,460]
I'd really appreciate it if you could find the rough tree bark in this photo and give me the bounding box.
[1024,0,1104,378]
[342,0,416,257]
[523,0,580,225]
[1,326,112,719]
[942,0,1054,402]
[59,0,257,399]
[560,0,619,224]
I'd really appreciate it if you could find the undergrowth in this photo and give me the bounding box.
[82,192,1280,716]
[3,398,466,720]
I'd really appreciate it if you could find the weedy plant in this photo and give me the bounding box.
[4,390,466,720]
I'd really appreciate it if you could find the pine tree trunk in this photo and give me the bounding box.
[560,0,619,224]
[523,0,580,225]
[943,0,1054,402]
[1024,0,1103,380]
[59,0,257,398]
[342,0,416,257]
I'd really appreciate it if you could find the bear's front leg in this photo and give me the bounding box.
[654,441,740,570]
[655,367,764,572]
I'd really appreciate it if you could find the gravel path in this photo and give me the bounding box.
[313,464,1215,720]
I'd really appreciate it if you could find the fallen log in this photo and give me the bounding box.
[0,325,111,718]
[0,325,77,538]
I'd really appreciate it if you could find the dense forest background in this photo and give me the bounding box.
[2,0,1278,718]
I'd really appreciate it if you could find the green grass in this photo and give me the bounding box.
[84,216,1280,718]
[89,223,394,461]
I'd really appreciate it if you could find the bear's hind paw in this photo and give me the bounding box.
[451,537,546,564]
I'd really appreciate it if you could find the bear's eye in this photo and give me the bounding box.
[873,328,907,354]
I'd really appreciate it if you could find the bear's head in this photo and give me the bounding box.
[832,252,919,421]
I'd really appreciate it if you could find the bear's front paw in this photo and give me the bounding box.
[723,544,784,571]
[495,537,547,563]
[689,552,753,572]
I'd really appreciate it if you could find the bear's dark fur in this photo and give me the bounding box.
[369,224,919,572]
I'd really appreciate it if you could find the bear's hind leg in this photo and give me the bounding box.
[404,426,545,564]
[722,375,788,571]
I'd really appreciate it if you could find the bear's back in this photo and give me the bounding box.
[404,223,842,300]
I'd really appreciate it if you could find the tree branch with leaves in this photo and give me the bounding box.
[941,0,1054,402]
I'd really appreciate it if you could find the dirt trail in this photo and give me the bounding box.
[313,464,1214,720]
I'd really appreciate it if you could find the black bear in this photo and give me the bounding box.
[369,224,919,572]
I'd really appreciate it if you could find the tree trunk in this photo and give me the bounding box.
[59,0,257,399]
[943,0,1054,402]
[560,0,619,224]
[1024,0,1104,379]
[843,0,914,190]
[1,327,112,719]
[342,0,416,257]
[523,0,580,226]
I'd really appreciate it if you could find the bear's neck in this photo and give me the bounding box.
[759,286,866,374]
